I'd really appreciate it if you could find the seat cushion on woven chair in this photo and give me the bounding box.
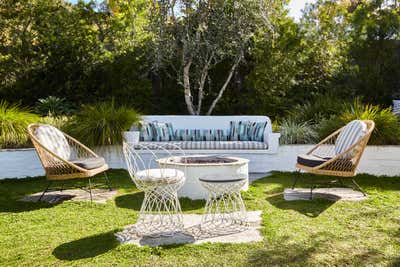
[297,154,330,167]
[71,157,106,170]
[135,168,185,184]
[335,120,367,156]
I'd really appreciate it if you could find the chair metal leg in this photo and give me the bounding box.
[310,175,314,200]
[104,172,112,191]
[351,179,366,196]
[88,178,93,202]
[292,169,300,189]
[38,181,52,202]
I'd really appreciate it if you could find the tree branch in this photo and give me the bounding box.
[196,52,213,115]
[206,52,243,115]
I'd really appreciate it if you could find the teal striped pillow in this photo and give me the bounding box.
[229,121,251,141]
[151,122,174,141]
[139,122,154,141]
[201,129,228,141]
[175,129,202,141]
[248,121,267,141]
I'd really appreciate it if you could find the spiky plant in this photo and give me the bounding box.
[0,101,39,148]
[279,118,318,144]
[65,101,140,146]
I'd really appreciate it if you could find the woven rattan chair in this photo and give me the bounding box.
[293,120,375,197]
[27,123,111,202]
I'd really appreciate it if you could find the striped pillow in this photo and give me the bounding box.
[335,120,367,157]
[151,122,174,141]
[139,122,154,141]
[229,121,251,141]
[35,125,71,160]
[247,121,267,142]
[393,100,400,115]
[175,129,202,141]
[201,129,228,141]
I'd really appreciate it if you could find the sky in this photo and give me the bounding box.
[67,0,314,21]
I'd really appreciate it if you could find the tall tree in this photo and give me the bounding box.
[148,0,277,115]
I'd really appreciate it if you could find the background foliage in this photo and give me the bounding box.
[0,0,399,147]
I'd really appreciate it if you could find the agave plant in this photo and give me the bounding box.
[0,101,39,148]
[65,101,141,146]
[35,96,73,116]
[279,118,318,145]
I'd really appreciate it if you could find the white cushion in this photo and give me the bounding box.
[335,120,367,156]
[135,168,185,184]
[34,125,71,160]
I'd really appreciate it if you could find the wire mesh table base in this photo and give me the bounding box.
[199,178,248,232]
[134,182,184,237]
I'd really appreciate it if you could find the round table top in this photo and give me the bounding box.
[158,155,249,167]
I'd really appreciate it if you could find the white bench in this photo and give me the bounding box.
[129,115,280,173]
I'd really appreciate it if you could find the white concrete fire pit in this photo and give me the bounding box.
[158,155,249,200]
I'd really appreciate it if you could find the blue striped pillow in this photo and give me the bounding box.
[139,122,154,141]
[201,129,228,141]
[151,122,174,141]
[229,121,251,141]
[175,129,202,141]
[248,121,267,141]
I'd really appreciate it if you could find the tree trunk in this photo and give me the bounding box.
[183,58,196,115]
[206,55,242,115]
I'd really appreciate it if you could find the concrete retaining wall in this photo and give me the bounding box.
[1,145,400,179]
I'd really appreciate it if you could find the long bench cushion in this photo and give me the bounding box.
[135,141,268,150]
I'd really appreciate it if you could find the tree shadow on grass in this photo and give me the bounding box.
[114,192,205,212]
[266,193,335,218]
[52,231,119,260]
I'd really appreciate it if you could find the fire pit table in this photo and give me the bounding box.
[158,155,249,200]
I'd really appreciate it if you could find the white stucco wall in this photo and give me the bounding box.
[1,145,400,179]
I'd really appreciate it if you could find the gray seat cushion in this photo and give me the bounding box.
[71,157,106,170]
[297,154,330,167]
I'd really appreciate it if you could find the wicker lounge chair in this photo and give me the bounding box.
[27,123,111,202]
[293,120,375,197]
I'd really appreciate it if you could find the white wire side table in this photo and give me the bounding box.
[199,176,248,233]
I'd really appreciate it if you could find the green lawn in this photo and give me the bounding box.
[1,170,400,266]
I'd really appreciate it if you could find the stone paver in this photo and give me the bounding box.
[116,210,263,247]
[19,189,117,204]
[284,187,367,201]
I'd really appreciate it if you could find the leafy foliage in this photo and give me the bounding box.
[317,99,400,145]
[0,101,39,148]
[35,96,73,117]
[65,101,140,146]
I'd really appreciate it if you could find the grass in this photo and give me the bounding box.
[1,170,400,266]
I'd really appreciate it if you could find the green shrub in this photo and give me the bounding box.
[35,96,73,116]
[40,116,71,131]
[65,101,140,146]
[0,101,39,148]
[317,99,400,145]
[279,118,318,144]
[288,93,347,123]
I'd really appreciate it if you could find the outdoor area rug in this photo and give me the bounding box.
[19,189,117,204]
[115,210,263,247]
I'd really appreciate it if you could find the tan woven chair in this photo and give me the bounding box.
[27,123,111,202]
[293,120,375,197]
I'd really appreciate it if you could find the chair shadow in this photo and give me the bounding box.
[114,192,205,212]
[266,193,335,218]
[52,231,119,260]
